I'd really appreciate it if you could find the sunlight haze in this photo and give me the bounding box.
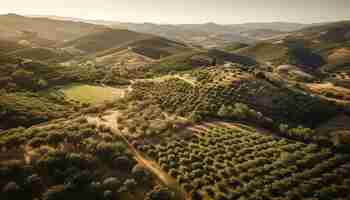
[1,0,350,24]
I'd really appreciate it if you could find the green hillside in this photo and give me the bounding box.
[236,42,288,63]
[237,21,350,70]
[131,68,337,128]
[131,37,190,59]
[62,29,150,54]
[0,40,26,54]
[0,14,108,43]
[222,42,249,52]
[7,47,74,62]
[149,49,257,74]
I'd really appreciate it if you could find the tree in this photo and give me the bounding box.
[121,178,137,192]
[103,190,113,200]
[146,186,175,200]
[189,111,202,123]
[24,174,44,198]
[2,181,23,200]
[42,185,68,200]
[11,69,35,88]
[102,177,121,191]
[218,105,231,117]
[113,156,136,172]
[191,191,203,200]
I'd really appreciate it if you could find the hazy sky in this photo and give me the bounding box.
[1,0,349,24]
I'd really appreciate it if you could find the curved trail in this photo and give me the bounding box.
[86,112,186,199]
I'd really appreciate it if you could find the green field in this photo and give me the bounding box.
[59,84,126,104]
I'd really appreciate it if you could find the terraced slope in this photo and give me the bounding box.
[137,124,350,200]
[130,68,338,127]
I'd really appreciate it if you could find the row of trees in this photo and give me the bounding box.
[140,125,350,200]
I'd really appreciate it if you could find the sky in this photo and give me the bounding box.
[1,0,350,24]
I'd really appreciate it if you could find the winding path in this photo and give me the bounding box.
[86,112,186,198]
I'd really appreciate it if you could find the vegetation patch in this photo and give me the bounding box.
[58,84,126,104]
[137,124,350,200]
[0,118,161,200]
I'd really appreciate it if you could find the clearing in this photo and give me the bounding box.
[58,84,127,104]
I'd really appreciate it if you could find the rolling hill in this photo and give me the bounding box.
[118,22,303,48]
[236,21,350,70]
[0,40,26,54]
[0,14,194,64]
[5,47,74,63]
[1,15,350,200]
[61,29,192,58]
[26,15,314,48]
[148,49,257,74]
[61,29,150,54]
[0,14,108,45]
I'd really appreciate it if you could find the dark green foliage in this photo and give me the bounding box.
[286,39,325,68]
[132,37,188,59]
[132,165,153,184]
[207,49,257,66]
[24,174,45,198]
[130,75,337,127]
[8,47,73,62]
[62,29,147,53]
[112,156,136,172]
[133,46,171,59]
[0,118,157,200]
[146,186,175,200]
[102,177,121,190]
[0,92,72,129]
[223,42,249,52]
[144,125,350,199]
[94,142,128,162]
[149,49,256,74]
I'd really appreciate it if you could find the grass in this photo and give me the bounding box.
[236,42,288,62]
[7,47,73,62]
[223,42,249,52]
[59,84,125,104]
[63,29,149,53]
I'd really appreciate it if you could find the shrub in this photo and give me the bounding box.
[46,132,65,145]
[1,181,23,200]
[146,186,175,200]
[28,137,46,148]
[42,185,68,200]
[113,156,136,172]
[102,177,121,191]
[122,178,137,192]
[95,142,127,161]
[24,174,44,198]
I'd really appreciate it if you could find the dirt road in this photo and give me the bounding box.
[87,112,185,198]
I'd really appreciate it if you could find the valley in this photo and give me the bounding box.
[1,13,350,200]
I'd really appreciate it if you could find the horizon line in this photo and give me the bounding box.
[2,12,347,26]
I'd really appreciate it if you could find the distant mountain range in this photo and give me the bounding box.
[27,14,314,48]
[1,14,340,51]
[0,14,195,64]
